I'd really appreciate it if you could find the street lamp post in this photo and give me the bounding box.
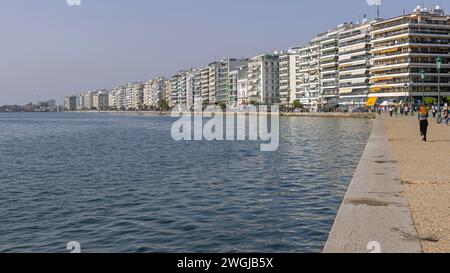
[420,68,425,104]
[409,80,414,111]
[436,56,442,123]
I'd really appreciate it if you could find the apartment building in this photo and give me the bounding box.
[208,63,218,104]
[143,80,153,108]
[200,66,210,105]
[279,51,291,105]
[247,53,280,104]
[237,66,249,106]
[123,83,144,110]
[193,70,202,105]
[228,69,239,105]
[307,38,321,109]
[80,92,94,110]
[164,79,173,107]
[64,96,77,111]
[170,72,188,107]
[143,77,167,109]
[320,29,341,107]
[214,58,249,104]
[292,46,311,106]
[93,90,109,110]
[109,85,125,110]
[185,70,196,108]
[338,21,372,109]
[370,6,450,101]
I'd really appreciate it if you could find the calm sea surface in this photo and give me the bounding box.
[0,112,372,253]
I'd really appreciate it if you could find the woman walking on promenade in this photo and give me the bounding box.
[444,107,449,126]
[418,105,429,141]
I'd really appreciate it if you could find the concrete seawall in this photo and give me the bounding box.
[323,117,421,253]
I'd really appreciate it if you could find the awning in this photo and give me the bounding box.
[371,76,393,82]
[370,87,382,92]
[339,88,353,94]
[374,47,399,54]
[367,97,378,107]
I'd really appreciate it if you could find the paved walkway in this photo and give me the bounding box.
[324,117,421,253]
[383,115,450,253]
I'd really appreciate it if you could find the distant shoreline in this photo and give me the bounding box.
[61,110,376,119]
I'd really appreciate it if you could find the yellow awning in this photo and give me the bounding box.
[367,97,378,107]
[339,88,353,94]
[374,47,399,54]
[371,76,393,82]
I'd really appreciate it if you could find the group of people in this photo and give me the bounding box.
[376,102,449,142]
[386,105,412,117]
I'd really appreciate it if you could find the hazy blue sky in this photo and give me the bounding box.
[1,0,449,104]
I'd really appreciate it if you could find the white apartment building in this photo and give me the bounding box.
[81,92,94,110]
[215,58,249,104]
[208,63,218,104]
[109,85,126,110]
[370,6,450,100]
[338,21,372,109]
[293,23,357,110]
[237,66,249,105]
[320,30,340,106]
[64,96,77,111]
[279,51,290,105]
[108,90,117,110]
[131,83,144,110]
[292,45,312,106]
[170,71,189,107]
[228,69,239,105]
[93,90,109,110]
[247,53,280,104]
[186,70,196,108]
[143,77,167,109]
[164,79,172,107]
[200,66,210,105]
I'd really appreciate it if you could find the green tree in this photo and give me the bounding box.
[159,99,170,111]
[424,97,437,106]
[293,100,302,109]
[218,102,227,112]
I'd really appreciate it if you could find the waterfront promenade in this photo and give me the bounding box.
[324,117,421,253]
[384,115,450,253]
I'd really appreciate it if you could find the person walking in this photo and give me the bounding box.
[444,107,449,126]
[418,104,429,142]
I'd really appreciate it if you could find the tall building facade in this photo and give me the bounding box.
[247,53,280,104]
[338,22,372,109]
[93,90,109,110]
[64,96,77,111]
[370,6,450,101]
[279,51,291,105]
[200,66,210,105]
[144,77,167,109]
